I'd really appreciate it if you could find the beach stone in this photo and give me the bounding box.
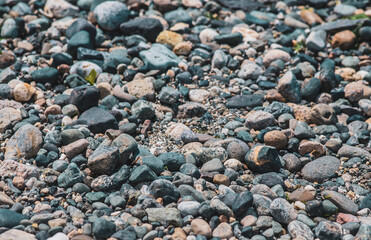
[131,100,155,120]
[70,61,102,79]
[156,30,183,48]
[129,165,157,183]
[140,43,180,72]
[191,219,212,237]
[92,218,116,239]
[277,71,301,103]
[270,198,297,224]
[344,81,371,102]
[189,89,210,103]
[264,130,287,150]
[0,160,39,179]
[158,86,181,105]
[322,191,359,215]
[245,111,276,130]
[0,209,27,228]
[0,107,22,133]
[238,60,263,80]
[306,30,327,52]
[79,107,118,133]
[69,85,100,113]
[44,0,79,18]
[149,179,180,200]
[301,156,340,183]
[31,67,59,84]
[212,222,233,239]
[0,229,36,240]
[288,220,314,240]
[263,49,290,67]
[94,1,129,30]
[245,145,282,173]
[314,221,342,240]
[146,208,182,227]
[332,30,356,50]
[1,18,19,38]
[13,82,36,102]
[298,141,326,157]
[88,145,120,176]
[334,4,356,16]
[120,17,163,42]
[5,124,43,160]
[177,102,207,118]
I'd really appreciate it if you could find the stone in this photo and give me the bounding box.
[334,4,356,16]
[12,81,35,103]
[31,67,59,84]
[212,49,228,69]
[332,30,356,50]
[212,222,233,239]
[0,51,16,69]
[245,111,277,130]
[0,107,22,133]
[226,94,264,109]
[277,71,301,103]
[120,17,163,42]
[232,191,254,217]
[125,77,155,101]
[92,218,116,239]
[158,87,181,105]
[245,145,282,173]
[0,209,27,228]
[270,198,297,224]
[178,201,200,216]
[238,60,263,80]
[0,229,36,240]
[88,145,120,176]
[298,141,326,157]
[322,191,359,215]
[131,100,156,120]
[191,219,212,237]
[5,124,43,160]
[263,49,291,67]
[94,1,129,30]
[67,31,94,56]
[300,9,324,25]
[306,30,326,52]
[156,30,183,48]
[146,208,182,226]
[201,158,224,172]
[69,85,100,113]
[1,18,19,38]
[140,43,181,72]
[264,130,287,150]
[189,89,210,103]
[288,220,314,240]
[44,0,79,18]
[66,19,96,39]
[301,156,340,183]
[314,221,342,240]
[177,102,207,118]
[129,165,157,183]
[79,107,118,133]
[158,152,185,172]
[57,163,84,188]
[149,179,180,200]
[70,61,102,79]
[288,186,316,202]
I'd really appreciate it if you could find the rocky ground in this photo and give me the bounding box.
[0,0,370,239]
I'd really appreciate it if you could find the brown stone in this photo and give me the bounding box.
[263,49,291,67]
[0,160,40,179]
[173,41,193,55]
[191,219,212,238]
[344,81,371,102]
[0,51,16,68]
[124,76,155,101]
[12,176,25,189]
[44,105,62,117]
[298,141,326,157]
[0,191,14,206]
[63,139,89,159]
[156,30,183,48]
[212,222,233,239]
[311,104,337,125]
[287,103,315,124]
[288,186,316,202]
[241,215,257,227]
[264,130,287,150]
[300,10,324,25]
[172,227,187,240]
[265,89,285,102]
[213,174,230,186]
[335,68,356,81]
[97,82,112,99]
[332,30,356,50]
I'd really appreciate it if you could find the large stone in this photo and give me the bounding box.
[322,191,359,215]
[245,111,277,130]
[88,145,120,176]
[139,43,181,72]
[69,86,100,113]
[0,107,22,133]
[263,49,291,67]
[270,198,297,224]
[191,219,212,238]
[0,209,27,228]
[245,145,282,173]
[0,160,39,179]
[78,107,118,133]
[301,156,340,183]
[277,71,301,103]
[120,17,163,42]
[146,208,182,226]
[0,229,36,240]
[5,124,43,160]
[94,1,129,30]
[124,77,155,101]
[44,0,79,18]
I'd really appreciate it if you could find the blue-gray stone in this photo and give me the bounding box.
[139,44,181,72]
[94,1,129,30]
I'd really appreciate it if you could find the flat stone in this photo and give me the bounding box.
[322,191,359,215]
